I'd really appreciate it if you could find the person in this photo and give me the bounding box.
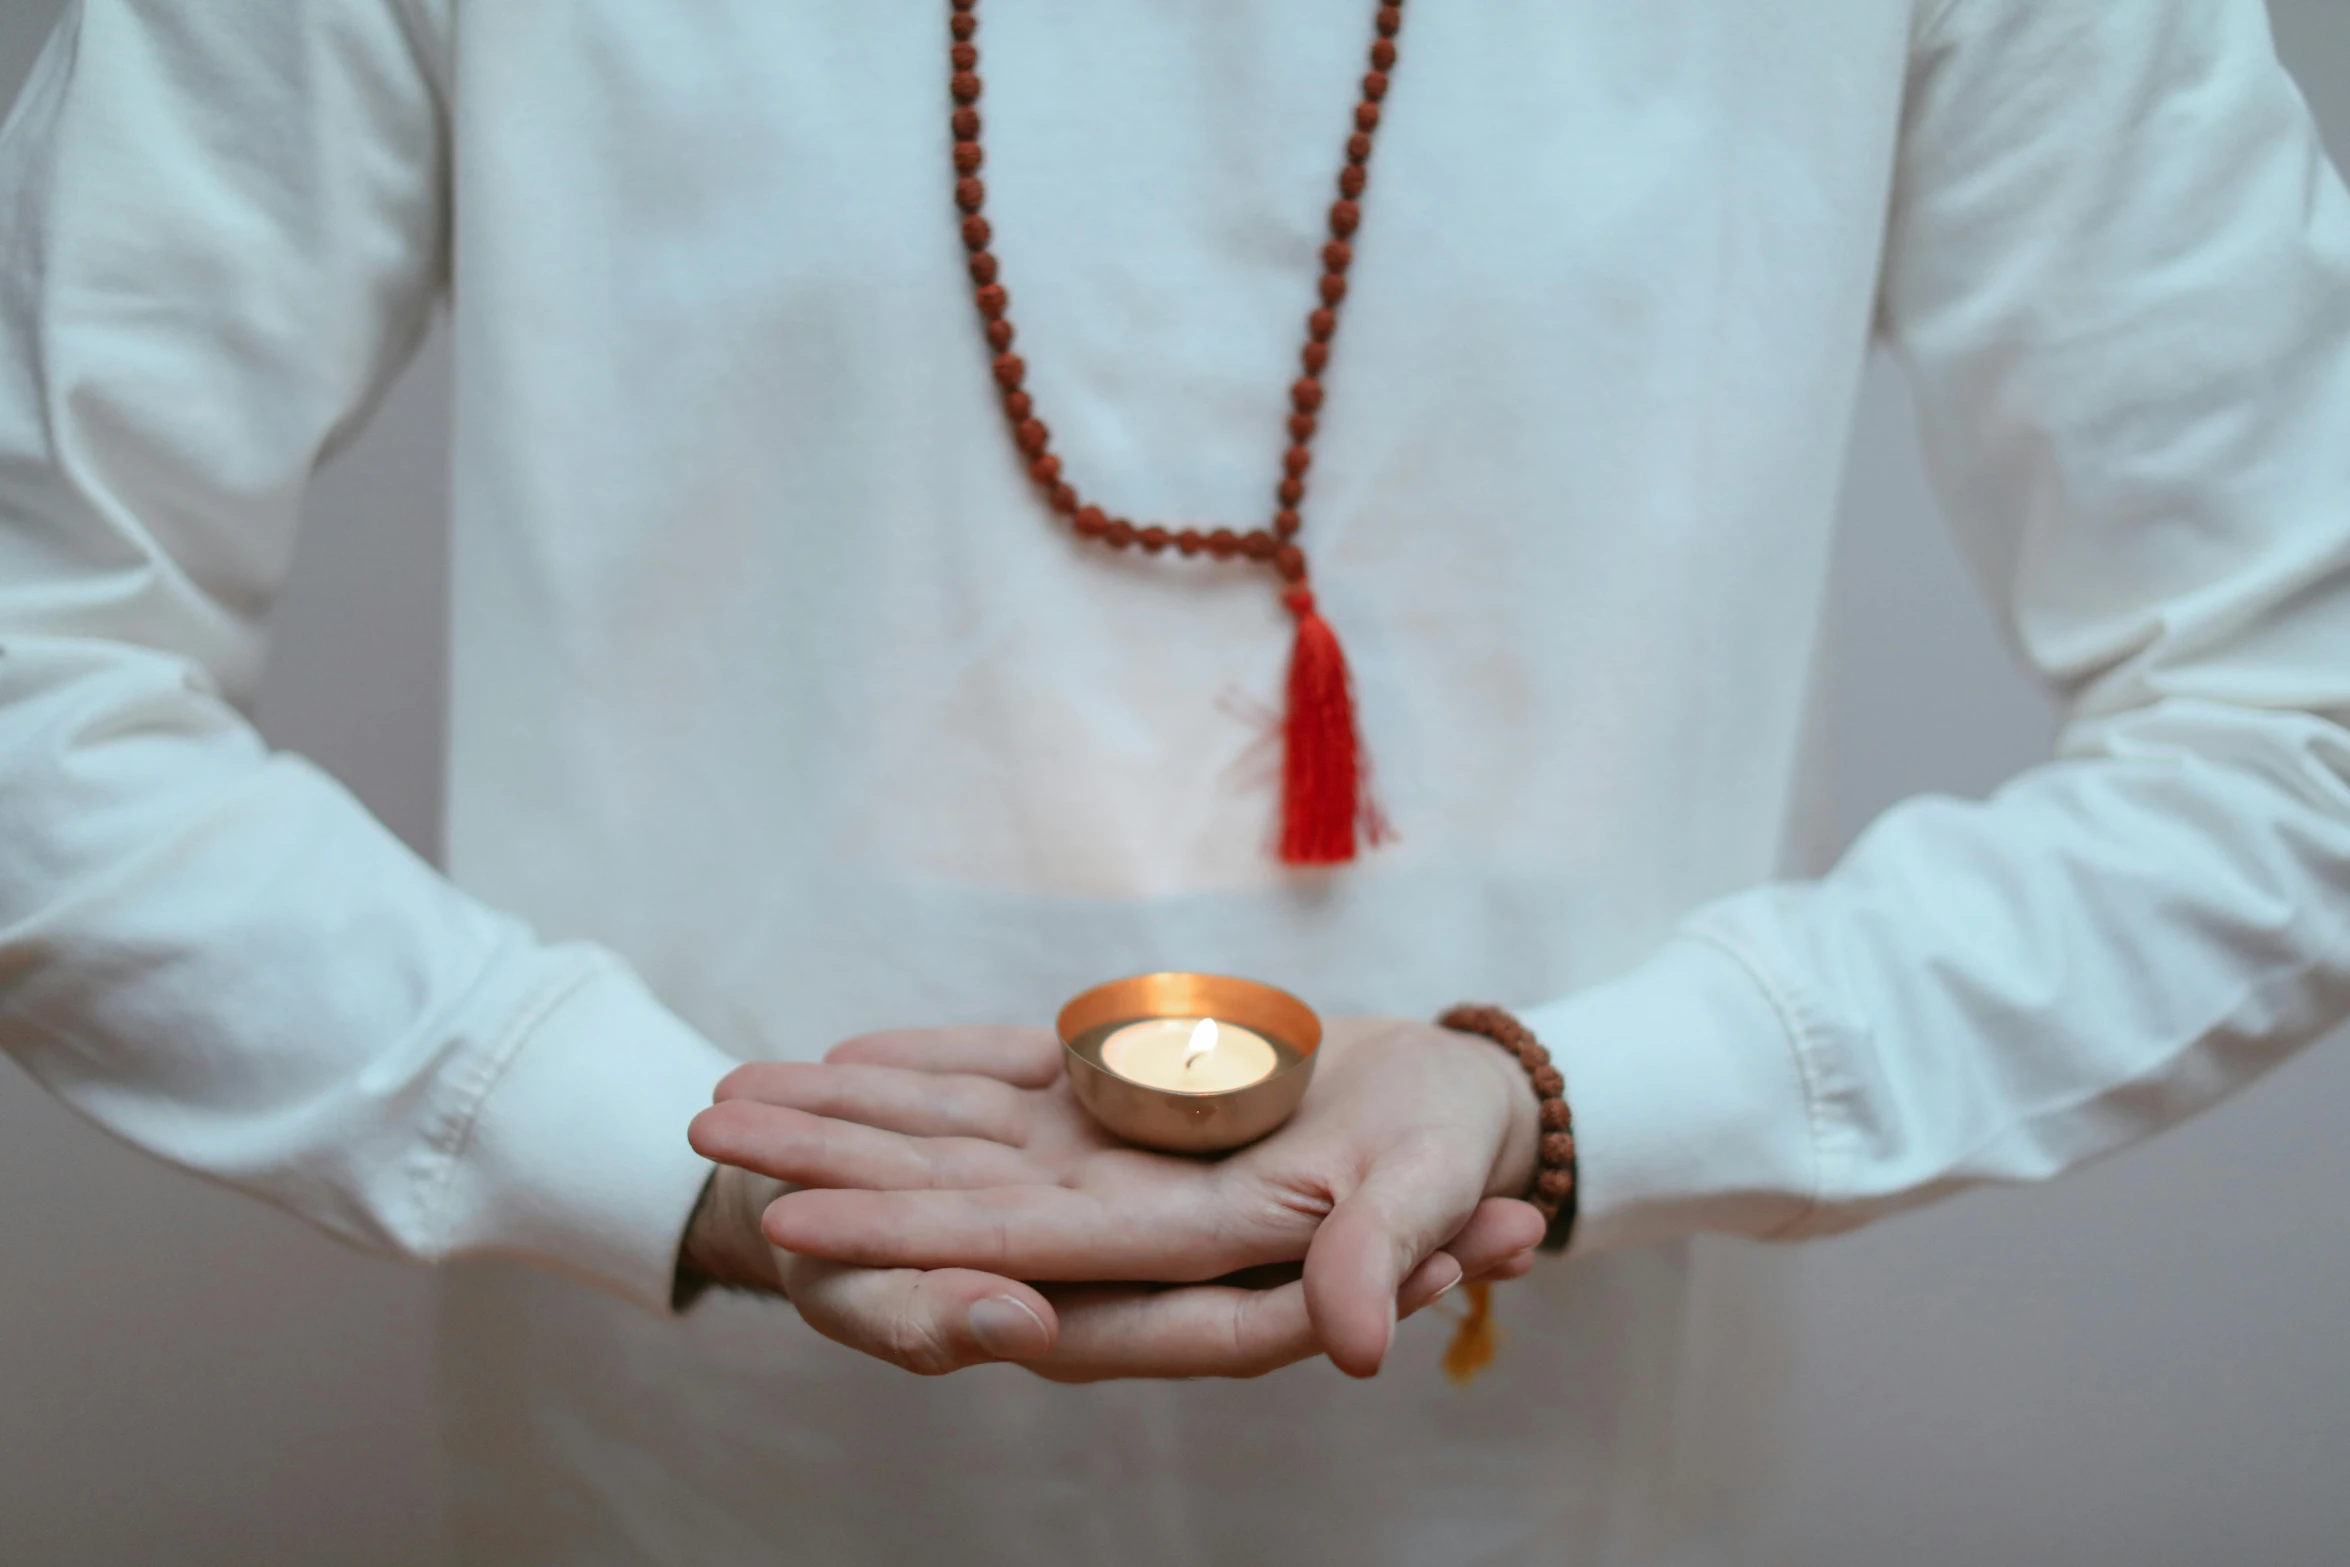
[4,0,2348,1561]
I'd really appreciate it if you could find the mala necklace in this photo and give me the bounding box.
[947,0,1403,865]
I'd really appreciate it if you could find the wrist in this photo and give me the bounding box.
[1465,1028,1543,1200]
[1435,1004,1577,1249]
[675,1164,788,1304]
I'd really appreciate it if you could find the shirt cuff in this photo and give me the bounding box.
[1519,933,1821,1254]
[430,948,736,1313]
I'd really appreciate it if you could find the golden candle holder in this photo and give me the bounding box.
[1057,972,1322,1154]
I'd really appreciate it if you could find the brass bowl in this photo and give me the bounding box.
[1056,972,1321,1154]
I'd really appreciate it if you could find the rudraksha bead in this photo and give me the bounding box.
[948,0,1410,636]
[1439,1003,1580,1253]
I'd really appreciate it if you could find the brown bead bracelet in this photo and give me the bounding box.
[1438,1004,1577,1254]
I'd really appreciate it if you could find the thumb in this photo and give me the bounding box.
[784,1256,1060,1376]
[1302,1153,1476,1378]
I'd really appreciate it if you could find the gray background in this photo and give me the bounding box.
[3,6,2346,1564]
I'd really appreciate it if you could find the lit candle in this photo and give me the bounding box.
[1098,1016,1280,1094]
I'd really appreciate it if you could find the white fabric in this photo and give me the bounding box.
[5,0,2349,1560]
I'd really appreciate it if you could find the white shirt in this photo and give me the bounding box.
[6,1,2349,1561]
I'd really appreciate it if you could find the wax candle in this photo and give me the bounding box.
[1098,1016,1279,1094]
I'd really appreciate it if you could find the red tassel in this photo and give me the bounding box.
[1279,588,1381,865]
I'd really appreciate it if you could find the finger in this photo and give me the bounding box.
[764,1173,1287,1282]
[714,1061,1032,1143]
[689,1101,1038,1190]
[1476,1248,1538,1282]
[1022,1258,1477,1385]
[784,1256,1058,1376]
[1210,1253,1463,1318]
[1025,1279,1322,1384]
[1303,1157,1482,1379]
[825,1026,1064,1089]
[1438,1197,1547,1278]
[1396,1250,1465,1315]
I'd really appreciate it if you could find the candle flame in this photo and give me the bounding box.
[1183,1017,1219,1071]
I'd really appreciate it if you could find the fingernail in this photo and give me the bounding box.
[967,1296,1050,1360]
[1433,1271,1463,1301]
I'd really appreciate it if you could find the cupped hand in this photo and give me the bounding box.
[688,1020,1545,1379]
[681,1160,1488,1381]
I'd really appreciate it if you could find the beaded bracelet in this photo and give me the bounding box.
[1437,1004,1578,1254]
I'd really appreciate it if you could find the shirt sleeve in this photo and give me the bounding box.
[0,0,734,1312]
[1528,0,2350,1254]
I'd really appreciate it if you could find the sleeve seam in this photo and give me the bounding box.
[409,947,610,1260]
[1676,926,1833,1240]
[1913,0,1966,52]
